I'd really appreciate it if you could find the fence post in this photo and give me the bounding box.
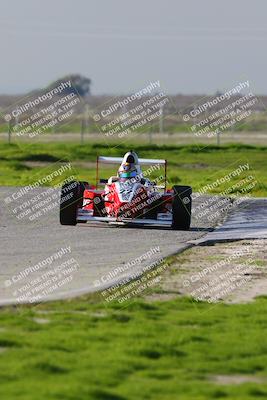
[8,121,11,144]
[80,104,89,144]
[159,104,164,134]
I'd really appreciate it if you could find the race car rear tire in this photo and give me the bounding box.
[172,185,192,230]
[60,181,88,225]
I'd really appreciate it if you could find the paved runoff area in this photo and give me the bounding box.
[190,198,267,244]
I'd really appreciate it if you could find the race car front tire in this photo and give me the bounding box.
[171,185,192,230]
[60,181,88,225]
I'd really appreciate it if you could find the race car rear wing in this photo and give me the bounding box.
[98,156,166,165]
[96,156,167,190]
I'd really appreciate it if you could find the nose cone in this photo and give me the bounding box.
[117,185,148,219]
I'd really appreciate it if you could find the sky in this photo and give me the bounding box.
[1,0,267,95]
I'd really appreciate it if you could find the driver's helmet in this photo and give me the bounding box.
[118,162,137,179]
[118,150,141,179]
[118,151,141,179]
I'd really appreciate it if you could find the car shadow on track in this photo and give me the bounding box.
[79,223,213,232]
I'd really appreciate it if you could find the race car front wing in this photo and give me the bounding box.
[76,208,172,226]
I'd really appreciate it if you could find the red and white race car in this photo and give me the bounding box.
[60,151,192,229]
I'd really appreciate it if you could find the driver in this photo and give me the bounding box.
[118,151,141,181]
[117,151,155,190]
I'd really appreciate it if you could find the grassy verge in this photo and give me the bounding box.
[0,142,266,196]
[1,292,267,399]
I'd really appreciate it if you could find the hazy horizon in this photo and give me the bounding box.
[1,0,267,96]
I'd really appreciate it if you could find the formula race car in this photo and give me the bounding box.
[59,151,192,229]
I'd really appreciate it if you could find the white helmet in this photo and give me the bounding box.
[118,151,142,178]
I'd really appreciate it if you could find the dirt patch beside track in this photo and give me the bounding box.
[150,239,267,303]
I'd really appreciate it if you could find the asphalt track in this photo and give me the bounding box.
[0,187,232,305]
[191,198,267,244]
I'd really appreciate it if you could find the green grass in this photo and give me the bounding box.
[0,140,266,398]
[0,142,266,196]
[1,295,267,399]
